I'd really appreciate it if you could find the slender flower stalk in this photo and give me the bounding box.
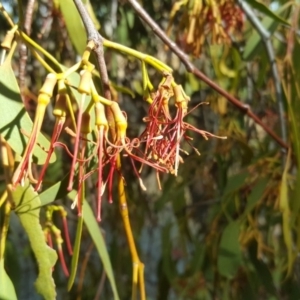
[67,69,93,191]
[75,112,91,216]
[51,224,69,277]
[35,80,68,191]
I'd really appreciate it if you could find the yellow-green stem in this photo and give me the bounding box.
[103,38,172,73]
[116,156,146,300]
[19,31,63,71]
[0,3,15,27]
[30,48,56,73]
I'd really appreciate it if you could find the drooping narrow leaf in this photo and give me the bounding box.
[82,201,120,300]
[10,181,57,300]
[67,212,83,291]
[0,59,56,164]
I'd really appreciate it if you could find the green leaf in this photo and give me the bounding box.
[58,0,87,54]
[83,0,101,30]
[243,177,269,216]
[0,260,17,300]
[245,0,290,26]
[68,210,83,291]
[217,221,242,278]
[223,170,249,195]
[0,59,55,164]
[83,201,120,300]
[10,181,58,300]
[68,191,120,300]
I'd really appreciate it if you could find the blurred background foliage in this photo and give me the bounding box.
[1,0,300,299]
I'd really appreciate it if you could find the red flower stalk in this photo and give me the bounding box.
[51,224,69,277]
[73,112,91,217]
[44,227,53,249]
[59,209,73,256]
[12,73,57,187]
[67,69,92,191]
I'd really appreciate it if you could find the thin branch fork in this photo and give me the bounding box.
[125,0,288,150]
[73,0,111,101]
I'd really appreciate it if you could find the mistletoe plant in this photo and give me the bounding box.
[0,0,291,300]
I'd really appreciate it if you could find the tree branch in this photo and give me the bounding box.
[73,0,111,100]
[125,0,288,150]
[238,0,287,146]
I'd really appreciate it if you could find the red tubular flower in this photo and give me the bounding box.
[35,80,68,191]
[51,224,69,277]
[12,73,57,187]
[75,112,91,217]
[60,210,73,256]
[94,102,107,220]
[139,80,226,177]
[67,69,92,191]
[108,101,168,189]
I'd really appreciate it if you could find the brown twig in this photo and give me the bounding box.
[73,0,111,101]
[125,0,288,150]
[19,0,35,93]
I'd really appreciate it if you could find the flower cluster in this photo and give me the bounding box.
[43,205,73,277]
[11,67,226,222]
[167,0,244,56]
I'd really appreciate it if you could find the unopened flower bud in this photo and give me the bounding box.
[39,73,57,97]
[95,102,108,129]
[78,70,92,95]
[1,26,17,50]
